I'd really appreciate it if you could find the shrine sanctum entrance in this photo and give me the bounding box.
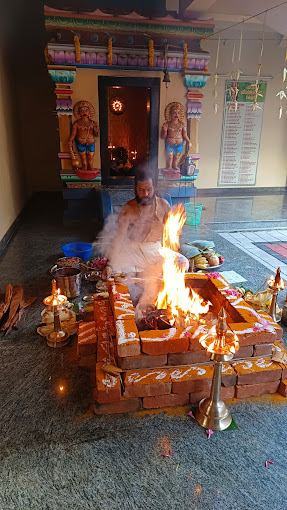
[98,76,160,185]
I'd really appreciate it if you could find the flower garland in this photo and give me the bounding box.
[108,37,113,66]
[74,35,81,63]
[148,39,154,68]
[183,43,188,72]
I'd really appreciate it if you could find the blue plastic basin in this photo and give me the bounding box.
[61,242,93,260]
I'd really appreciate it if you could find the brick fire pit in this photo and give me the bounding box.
[77,273,287,414]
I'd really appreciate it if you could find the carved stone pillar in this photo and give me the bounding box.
[48,65,76,171]
[184,74,209,162]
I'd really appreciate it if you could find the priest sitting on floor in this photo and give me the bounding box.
[101,166,188,280]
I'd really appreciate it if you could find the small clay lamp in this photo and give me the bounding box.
[196,307,239,431]
[43,280,69,348]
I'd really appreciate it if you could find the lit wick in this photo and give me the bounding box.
[43,279,69,348]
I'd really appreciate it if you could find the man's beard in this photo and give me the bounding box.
[135,193,155,206]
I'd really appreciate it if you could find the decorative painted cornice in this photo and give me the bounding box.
[48,45,210,71]
[184,74,210,88]
[48,68,76,83]
[45,15,214,38]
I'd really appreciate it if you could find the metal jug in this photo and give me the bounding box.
[180,155,196,177]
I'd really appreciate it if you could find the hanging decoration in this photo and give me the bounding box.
[149,39,154,68]
[183,43,188,72]
[251,13,266,111]
[276,49,287,119]
[74,35,81,63]
[108,37,113,66]
[212,35,220,114]
[162,43,170,86]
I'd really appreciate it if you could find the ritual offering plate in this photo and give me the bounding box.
[189,249,225,271]
[57,256,82,268]
[95,280,108,292]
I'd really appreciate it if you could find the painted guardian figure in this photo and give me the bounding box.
[68,100,99,170]
[161,101,192,170]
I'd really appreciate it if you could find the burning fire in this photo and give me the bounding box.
[155,205,210,324]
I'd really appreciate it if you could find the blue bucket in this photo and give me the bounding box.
[61,242,93,260]
[185,203,203,226]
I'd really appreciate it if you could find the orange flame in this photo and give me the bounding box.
[155,205,210,323]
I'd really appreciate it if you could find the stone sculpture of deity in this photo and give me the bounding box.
[68,100,99,170]
[160,101,192,170]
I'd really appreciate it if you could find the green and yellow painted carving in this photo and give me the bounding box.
[45,16,213,38]
[184,75,210,88]
[48,69,76,83]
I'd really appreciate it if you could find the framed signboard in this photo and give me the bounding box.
[218,81,267,186]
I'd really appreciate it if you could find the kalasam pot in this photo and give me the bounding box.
[51,267,82,298]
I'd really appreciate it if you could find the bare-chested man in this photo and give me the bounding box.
[102,169,188,280]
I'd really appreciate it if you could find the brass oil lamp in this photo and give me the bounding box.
[267,268,285,322]
[196,307,239,431]
[43,279,69,348]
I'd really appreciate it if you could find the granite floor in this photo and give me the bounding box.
[1,191,287,510]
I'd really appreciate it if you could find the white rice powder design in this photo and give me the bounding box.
[79,333,96,343]
[127,370,168,384]
[255,358,273,369]
[171,366,206,379]
[233,360,253,370]
[116,320,138,344]
[103,377,117,388]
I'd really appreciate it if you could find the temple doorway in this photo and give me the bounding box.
[98,76,160,184]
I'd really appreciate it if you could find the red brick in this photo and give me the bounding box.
[221,363,237,387]
[231,328,277,347]
[118,354,167,370]
[232,357,282,385]
[253,343,273,356]
[77,321,97,356]
[116,319,141,357]
[143,393,189,409]
[97,331,116,363]
[94,362,121,403]
[171,364,213,394]
[278,379,287,397]
[140,328,189,356]
[123,368,171,398]
[236,380,280,399]
[78,353,96,368]
[189,385,235,404]
[233,345,254,359]
[94,397,141,414]
[168,351,209,365]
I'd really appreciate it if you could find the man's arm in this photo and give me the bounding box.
[68,122,78,148]
[93,121,99,137]
[182,126,192,151]
[160,122,168,139]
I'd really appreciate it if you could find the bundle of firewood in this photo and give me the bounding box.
[0,284,36,335]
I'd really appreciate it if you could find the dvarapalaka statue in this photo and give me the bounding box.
[68,100,99,170]
[161,102,192,170]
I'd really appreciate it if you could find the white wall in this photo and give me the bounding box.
[72,33,287,189]
[0,49,27,241]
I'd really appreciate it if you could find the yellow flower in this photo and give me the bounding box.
[149,39,154,68]
[183,43,188,72]
[108,37,113,66]
[74,35,81,63]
